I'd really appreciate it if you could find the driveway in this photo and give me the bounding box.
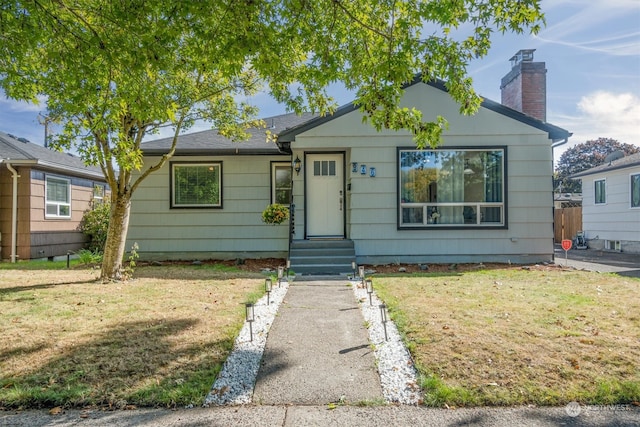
[555,245,640,278]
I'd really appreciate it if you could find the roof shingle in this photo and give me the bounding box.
[0,131,103,179]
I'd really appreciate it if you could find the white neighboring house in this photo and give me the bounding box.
[569,152,640,253]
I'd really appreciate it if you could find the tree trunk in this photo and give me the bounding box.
[100,194,131,281]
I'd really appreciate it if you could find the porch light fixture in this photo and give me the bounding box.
[366,279,373,306]
[245,303,255,341]
[293,156,302,175]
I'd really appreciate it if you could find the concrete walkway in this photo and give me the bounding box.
[253,279,382,405]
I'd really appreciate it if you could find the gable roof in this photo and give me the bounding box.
[569,152,640,179]
[141,112,317,156]
[277,78,571,145]
[0,131,104,179]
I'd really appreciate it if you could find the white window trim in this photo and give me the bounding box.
[45,175,71,219]
[271,162,292,205]
[594,178,606,205]
[93,183,105,204]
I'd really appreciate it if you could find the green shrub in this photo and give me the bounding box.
[78,201,111,253]
[75,248,103,265]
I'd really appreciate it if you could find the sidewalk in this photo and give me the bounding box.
[2,403,638,426]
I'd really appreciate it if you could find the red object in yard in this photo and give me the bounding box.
[561,239,572,251]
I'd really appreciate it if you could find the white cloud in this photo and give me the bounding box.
[576,91,640,143]
[552,90,640,161]
[0,94,46,113]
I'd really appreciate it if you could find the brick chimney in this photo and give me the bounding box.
[500,49,547,122]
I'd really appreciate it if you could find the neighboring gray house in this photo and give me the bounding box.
[569,152,640,254]
[127,51,571,272]
[0,132,108,261]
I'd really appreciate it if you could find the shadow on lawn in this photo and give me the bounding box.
[0,318,233,409]
[132,266,265,281]
[0,280,100,297]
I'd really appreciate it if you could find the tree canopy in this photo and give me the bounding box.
[555,138,640,194]
[0,0,546,279]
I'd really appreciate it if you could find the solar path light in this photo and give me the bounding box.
[277,266,284,286]
[366,279,373,306]
[265,278,272,305]
[245,303,255,341]
[379,304,389,341]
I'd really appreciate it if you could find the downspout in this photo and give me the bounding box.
[5,162,19,263]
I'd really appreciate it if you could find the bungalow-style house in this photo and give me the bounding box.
[569,152,640,254]
[0,132,108,262]
[128,50,571,273]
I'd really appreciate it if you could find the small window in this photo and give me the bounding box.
[631,174,640,208]
[45,176,71,218]
[171,162,222,208]
[93,184,105,205]
[594,179,606,204]
[272,162,292,205]
[313,160,336,176]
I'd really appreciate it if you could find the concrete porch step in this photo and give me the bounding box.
[289,239,356,275]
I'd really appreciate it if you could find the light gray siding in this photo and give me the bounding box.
[581,168,640,253]
[127,155,290,260]
[291,84,555,263]
[128,82,564,263]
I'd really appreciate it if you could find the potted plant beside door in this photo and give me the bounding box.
[261,203,290,225]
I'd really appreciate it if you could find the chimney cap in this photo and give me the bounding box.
[510,49,536,67]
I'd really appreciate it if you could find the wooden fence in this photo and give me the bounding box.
[554,206,582,243]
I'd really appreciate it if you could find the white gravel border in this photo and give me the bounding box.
[350,277,422,405]
[204,279,289,406]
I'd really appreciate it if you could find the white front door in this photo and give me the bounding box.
[306,153,344,237]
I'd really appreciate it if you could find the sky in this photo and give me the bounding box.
[1,0,639,165]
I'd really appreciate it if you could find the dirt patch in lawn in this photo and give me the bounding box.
[137,257,560,275]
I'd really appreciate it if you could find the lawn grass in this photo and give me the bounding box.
[373,266,640,407]
[0,263,265,409]
[2,261,639,409]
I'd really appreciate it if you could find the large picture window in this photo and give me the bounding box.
[594,179,606,205]
[171,162,222,208]
[271,162,292,205]
[399,148,505,228]
[45,176,71,218]
[631,174,640,208]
